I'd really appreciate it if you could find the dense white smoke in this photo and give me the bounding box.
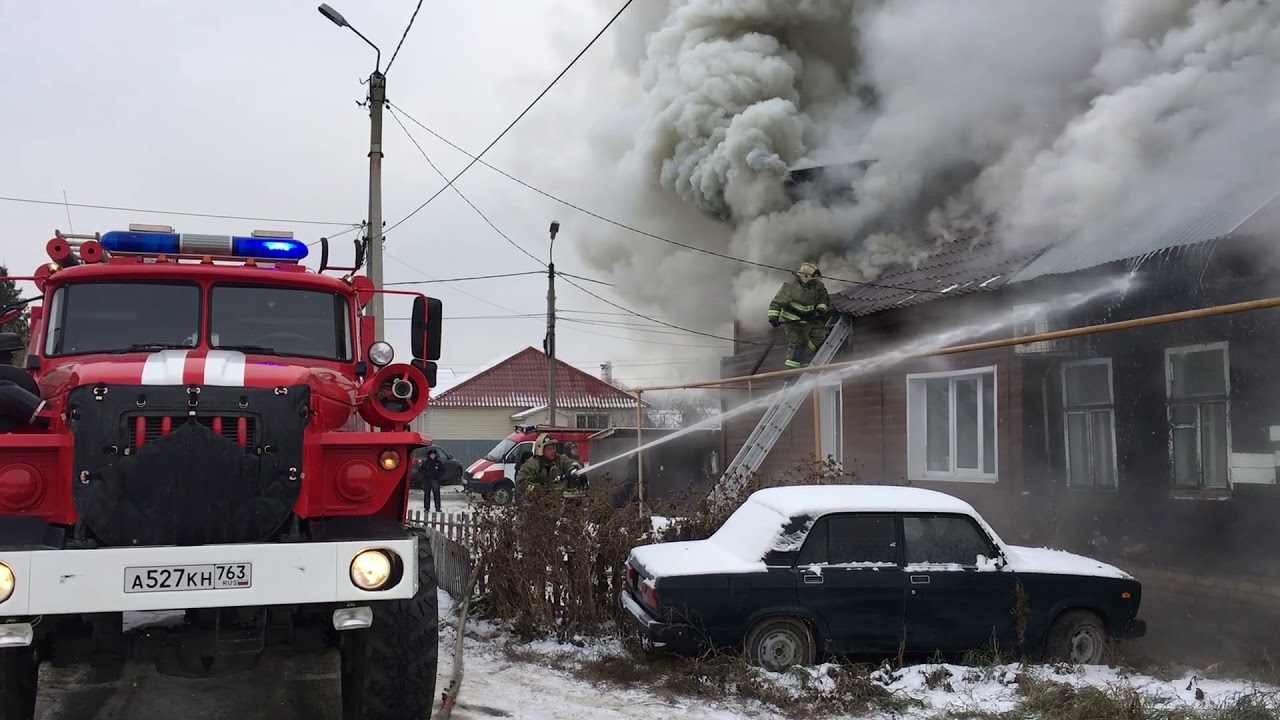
[546,0,1280,331]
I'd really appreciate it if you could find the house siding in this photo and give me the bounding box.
[417,408,514,442]
[721,295,1028,537]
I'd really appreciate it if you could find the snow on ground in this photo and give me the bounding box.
[438,591,1280,720]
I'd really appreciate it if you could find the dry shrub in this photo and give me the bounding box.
[468,459,866,640]
[1013,676,1280,720]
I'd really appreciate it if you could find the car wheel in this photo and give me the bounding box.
[745,616,815,673]
[1044,609,1108,665]
[491,482,515,506]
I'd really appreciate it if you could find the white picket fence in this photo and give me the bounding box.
[407,510,481,600]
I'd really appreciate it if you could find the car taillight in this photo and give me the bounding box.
[639,578,658,609]
[625,561,637,586]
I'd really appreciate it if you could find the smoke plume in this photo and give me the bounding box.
[536,0,1280,333]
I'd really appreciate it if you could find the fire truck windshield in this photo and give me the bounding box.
[45,281,201,356]
[209,284,352,361]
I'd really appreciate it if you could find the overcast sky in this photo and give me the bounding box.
[0,0,728,390]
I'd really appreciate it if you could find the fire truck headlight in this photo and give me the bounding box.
[368,341,394,367]
[0,563,15,603]
[350,550,393,591]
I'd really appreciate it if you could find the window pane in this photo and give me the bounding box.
[211,285,348,360]
[1170,404,1197,426]
[1066,412,1091,487]
[1172,427,1199,487]
[1201,403,1229,489]
[925,379,951,471]
[982,374,996,474]
[955,378,979,470]
[1169,349,1227,399]
[826,516,898,565]
[49,282,200,355]
[796,519,830,565]
[1065,363,1112,406]
[903,516,994,566]
[1090,410,1117,488]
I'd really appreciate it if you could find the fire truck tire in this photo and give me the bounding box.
[0,646,39,720]
[340,526,439,720]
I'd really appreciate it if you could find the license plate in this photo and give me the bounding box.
[124,563,252,594]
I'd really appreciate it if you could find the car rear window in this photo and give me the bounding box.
[797,515,898,566]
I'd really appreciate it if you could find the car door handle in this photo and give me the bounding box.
[910,575,930,585]
[802,573,824,585]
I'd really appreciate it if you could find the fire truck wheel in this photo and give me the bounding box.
[0,646,39,720]
[340,526,439,720]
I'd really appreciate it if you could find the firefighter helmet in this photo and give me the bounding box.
[533,433,557,456]
[795,262,821,281]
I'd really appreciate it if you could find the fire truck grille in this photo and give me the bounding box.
[68,383,310,547]
[128,414,258,449]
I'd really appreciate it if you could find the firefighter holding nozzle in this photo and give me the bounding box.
[516,433,585,501]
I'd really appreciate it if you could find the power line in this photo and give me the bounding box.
[383,249,523,315]
[381,0,635,236]
[387,103,947,296]
[308,222,365,247]
[383,270,544,286]
[387,108,544,265]
[0,195,359,228]
[558,274,752,345]
[384,0,424,75]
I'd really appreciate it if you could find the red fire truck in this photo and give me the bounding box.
[0,225,442,719]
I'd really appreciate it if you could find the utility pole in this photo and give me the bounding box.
[318,3,385,338]
[546,221,559,426]
[366,70,386,340]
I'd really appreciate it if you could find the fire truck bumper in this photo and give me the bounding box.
[0,536,419,620]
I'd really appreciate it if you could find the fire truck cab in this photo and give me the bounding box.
[0,225,443,719]
[465,425,595,505]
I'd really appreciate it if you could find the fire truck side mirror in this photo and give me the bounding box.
[411,359,437,388]
[411,296,442,361]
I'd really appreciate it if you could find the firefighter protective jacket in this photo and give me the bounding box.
[768,277,830,323]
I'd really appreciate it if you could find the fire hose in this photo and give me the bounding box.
[438,568,480,719]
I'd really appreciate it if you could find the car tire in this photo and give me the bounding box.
[0,646,39,720]
[491,482,515,506]
[339,526,440,719]
[1044,609,1108,665]
[745,616,815,673]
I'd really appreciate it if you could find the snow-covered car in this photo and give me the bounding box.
[621,485,1146,672]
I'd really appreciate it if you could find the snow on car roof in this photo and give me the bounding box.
[746,484,979,519]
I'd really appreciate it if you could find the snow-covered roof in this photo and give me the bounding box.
[748,484,978,519]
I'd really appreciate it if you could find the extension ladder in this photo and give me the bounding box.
[712,314,853,503]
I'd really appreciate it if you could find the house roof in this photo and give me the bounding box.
[831,230,1046,317]
[1011,178,1280,284]
[431,346,640,409]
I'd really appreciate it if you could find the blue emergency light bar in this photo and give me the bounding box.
[99,230,309,262]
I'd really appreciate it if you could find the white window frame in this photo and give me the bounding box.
[1061,358,1120,490]
[906,366,998,483]
[574,412,610,430]
[818,380,843,466]
[1164,342,1232,490]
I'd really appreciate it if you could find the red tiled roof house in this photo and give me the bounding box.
[415,347,641,457]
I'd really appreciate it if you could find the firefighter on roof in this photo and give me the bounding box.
[516,433,583,499]
[768,262,830,368]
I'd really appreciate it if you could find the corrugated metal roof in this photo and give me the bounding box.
[431,347,639,409]
[1011,174,1280,284]
[832,229,1045,316]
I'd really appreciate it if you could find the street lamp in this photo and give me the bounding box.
[317,3,386,340]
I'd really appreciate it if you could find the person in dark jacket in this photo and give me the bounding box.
[768,262,830,368]
[417,448,446,512]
